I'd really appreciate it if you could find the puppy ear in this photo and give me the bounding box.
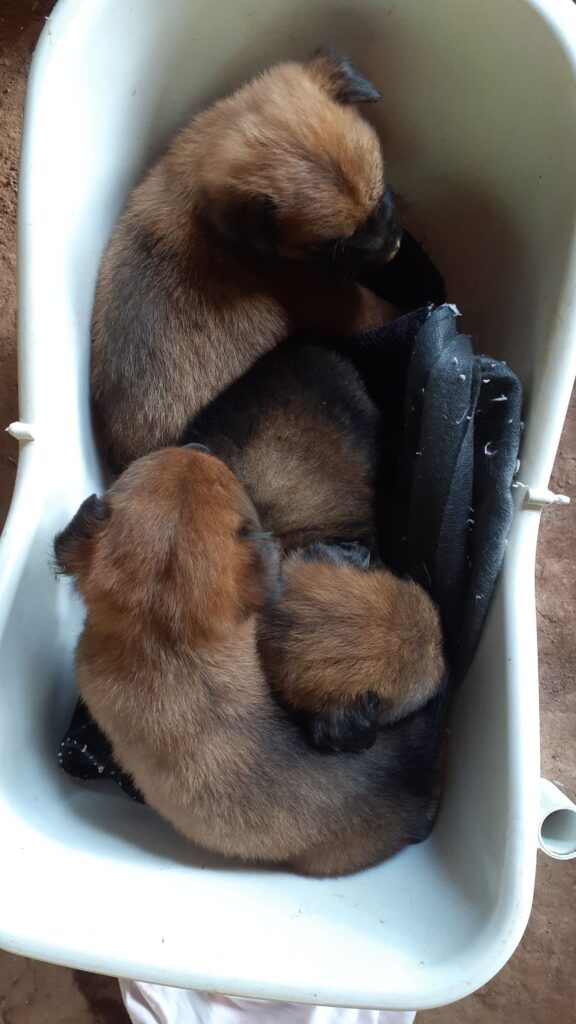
[54,494,109,577]
[205,192,277,253]
[240,527,283,615]
[309,49,381,105]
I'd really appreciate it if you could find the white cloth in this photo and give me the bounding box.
[119,980,416,1024]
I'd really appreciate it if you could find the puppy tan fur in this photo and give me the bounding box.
[55,449,442,877]
[260,542,445,730]
[184,345,381,549]
[91,52,401,470]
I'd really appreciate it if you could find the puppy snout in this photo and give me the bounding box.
[339,189,402,268]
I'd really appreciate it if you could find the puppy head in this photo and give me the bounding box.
[195,51,402,268]
[54,448,281,638]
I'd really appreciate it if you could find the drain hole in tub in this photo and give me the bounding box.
[539,809,576,858]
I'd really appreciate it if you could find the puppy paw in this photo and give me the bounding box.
[301,692,382,753]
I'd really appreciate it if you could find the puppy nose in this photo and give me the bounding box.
[183,441,211,454]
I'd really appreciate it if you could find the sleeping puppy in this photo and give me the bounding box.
[260,541,445,753]
[91,51,401,471]
[183,345,381,550]
[54,448,442,877]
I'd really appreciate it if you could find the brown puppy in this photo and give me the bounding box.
[55,448,442,877]
[91,52,401,471]
[260,541,445,753]
[183,344,381,550]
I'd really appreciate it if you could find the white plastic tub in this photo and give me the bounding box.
[1,0,575,1011]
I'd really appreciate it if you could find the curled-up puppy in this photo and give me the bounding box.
[54,448,441,877]
[260,541,445,753]
[184,345,381,550]
[92,51,401,470]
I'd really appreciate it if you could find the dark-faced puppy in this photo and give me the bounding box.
[184,345,381,550]
[92,52,400,471]
[260,541,445,752]
[54,449,441,877]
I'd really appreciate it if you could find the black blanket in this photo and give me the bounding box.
[332,303,522,684]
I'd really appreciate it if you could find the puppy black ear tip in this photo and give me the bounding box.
[361,86,381,104]
[310,49,381,105]
[87,493,110,522]
[337,66,381,104]
[52,492,109,574]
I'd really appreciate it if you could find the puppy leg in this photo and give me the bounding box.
[292,543,384,753]
[260,547,445,750]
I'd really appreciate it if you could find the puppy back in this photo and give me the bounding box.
[185,344,381,547]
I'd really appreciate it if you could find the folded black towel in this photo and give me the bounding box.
[58,699,143,802]
[334,303,522,683]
